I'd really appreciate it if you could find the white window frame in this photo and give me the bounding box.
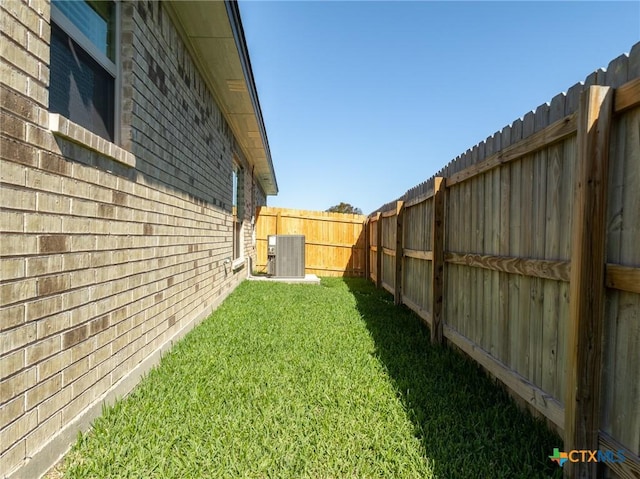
[50,0,121,145]
[232,162,245,268]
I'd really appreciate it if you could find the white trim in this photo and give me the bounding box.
[232,161,245,261]
[113,0,121,145]
[232,257,246,271]
[49,113,135,167]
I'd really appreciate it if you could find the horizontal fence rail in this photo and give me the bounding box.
[366,49,640,479]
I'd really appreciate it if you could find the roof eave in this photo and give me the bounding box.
[166,1,278,196]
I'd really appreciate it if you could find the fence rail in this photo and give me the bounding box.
[367,55,640,479]
[255,207,366,277]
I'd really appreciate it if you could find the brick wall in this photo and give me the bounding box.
[0,1,269,477]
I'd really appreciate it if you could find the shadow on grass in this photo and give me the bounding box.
[340,277,563,479]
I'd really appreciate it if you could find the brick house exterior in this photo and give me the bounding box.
[0,1,278,477]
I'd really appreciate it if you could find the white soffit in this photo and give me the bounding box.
[167,1,278,195]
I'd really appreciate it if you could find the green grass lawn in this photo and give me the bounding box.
[54,278,562,478]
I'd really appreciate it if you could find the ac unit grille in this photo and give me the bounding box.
[267,235,305,278]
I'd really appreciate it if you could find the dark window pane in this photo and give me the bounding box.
[49,23,114,141]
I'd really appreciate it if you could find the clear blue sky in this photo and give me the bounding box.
[238,1,640,215]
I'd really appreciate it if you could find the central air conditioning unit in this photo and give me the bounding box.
[267,235,305,278]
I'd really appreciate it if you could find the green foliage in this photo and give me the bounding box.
[55,279,561,479]
[326,202,363,214]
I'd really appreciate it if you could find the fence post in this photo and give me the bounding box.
[394,201,404,305]
[376,212,382,289]
[564,86,613,479]
[431,177,446,344]
[364,218,370,280]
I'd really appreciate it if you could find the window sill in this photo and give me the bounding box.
[232,258,246,272]
[49,113,135,168]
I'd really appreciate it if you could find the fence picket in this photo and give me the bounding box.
[508,123,524,377]
[608,105,640,459]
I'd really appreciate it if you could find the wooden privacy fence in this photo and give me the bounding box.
[367,54,640,479]
[255,206,366,277]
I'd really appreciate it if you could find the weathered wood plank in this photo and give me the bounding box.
[431,177,445,344]
[610,291,640,457]
[447,114,578,187]
[603,85,627,448]
[445,252,571,282]
[481,134,495,354]
[599,432,640,479]
[490,167,500,360]
[566,82,584,116]
[447,180,460,333]
[402,199,430,312]
[613,77,640,114]
[477,144,488,350]
[364,218,370,279]
[462,150,474,340]
[403,249,433,261]
[613,105,640,458]
[382,213,398,290]
[455,177,464,336]
[381,208,398,218]
[403,190,434,209]
[565,85,613,479]
[395,201,404,305]
[484,137,497,355]
[530,148,547,388]
[498,127,511,364]
[444,325,564,430]
[542,141,563,399]
[607,53,629,90]
[509,153,523,375]
[376,213,382,289]
[550,93,567,123]
[557,136,576,406]
[519,147,533,380]
[606,264,640,294]
[382,247,396,257]
[473,169,483,347]
[467,172,477,345]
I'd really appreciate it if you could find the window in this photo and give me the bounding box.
[232,164,244,261]
[49,0,119,142]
